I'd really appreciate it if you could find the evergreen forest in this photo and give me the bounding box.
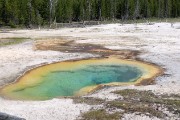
[0,0,180,27]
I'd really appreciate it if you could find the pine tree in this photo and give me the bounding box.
[0,0,180,27]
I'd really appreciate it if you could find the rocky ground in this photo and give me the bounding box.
[0,22,180,120]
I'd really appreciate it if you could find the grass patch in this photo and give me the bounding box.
[73,97,105,105]
[113,89,157,99]
[113,89,180,116]
[107,101,164,118]
[162,94,180,99]
[77,89,180,119]
[79,109,122,120]
[101,18,180,24]
[0,37,29,47]
[113,89,159,103]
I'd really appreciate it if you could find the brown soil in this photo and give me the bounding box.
[34,37,140,59]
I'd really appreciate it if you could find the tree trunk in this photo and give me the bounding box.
[125,0,129,20]
[27,0,32,28]
[97,0,102,21]
[87,0,91,21]
[134,0,140,19]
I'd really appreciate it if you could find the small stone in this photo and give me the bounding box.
[0,112,25,120]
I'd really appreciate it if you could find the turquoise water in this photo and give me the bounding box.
[11,64,143,100]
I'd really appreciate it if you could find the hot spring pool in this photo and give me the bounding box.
[0,57,160,100]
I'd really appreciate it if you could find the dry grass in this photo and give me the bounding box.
[0,37,29,47]
[78,109,122,120]
[76,89,180,120]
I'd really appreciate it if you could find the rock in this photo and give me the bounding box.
[0,112,25,120]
